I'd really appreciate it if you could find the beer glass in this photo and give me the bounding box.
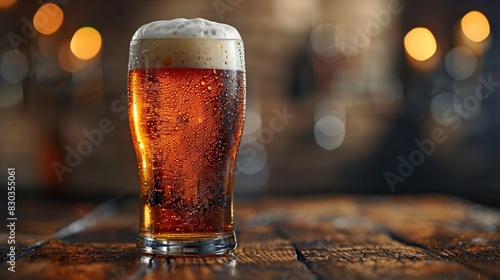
[128,18,245,255]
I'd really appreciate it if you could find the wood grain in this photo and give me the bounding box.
[0,195,498,279]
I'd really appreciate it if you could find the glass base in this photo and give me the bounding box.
[137,231,237,256]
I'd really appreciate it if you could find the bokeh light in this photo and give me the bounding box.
[314,115,346,151]
[1,50,29,83]
[445,47,477,81]
[38,35,61,59]
[59,41,86,72]
[70,27,102,60]
[0,0,16,9]
[455,86,481,120]
[33,3,64,35]
[242,108,262,136]
[430,92,456,126]
[238,108,267,175]
[314,97,345,122]
[237,148,267,175]
[404,27,437,61]
[310,23,342,62]
[461,11,490,43]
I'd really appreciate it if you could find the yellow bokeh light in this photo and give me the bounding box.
[0,0,16,9]
[70,27,102,60]
[461,11,490,43]
[404,27,437,62]
[33,3,64,35]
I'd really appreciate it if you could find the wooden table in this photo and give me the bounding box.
[1,195,499,279]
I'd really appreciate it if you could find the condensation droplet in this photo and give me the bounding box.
[162,56,173,66]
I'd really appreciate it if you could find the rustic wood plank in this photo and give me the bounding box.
[249,195,496,279]
[276,221,484,280]
[1,207,313,280]
[0,242,139,280]
[102,224,312,280]
[1,195,498,279]
[360,196,500,278]
[0,225,312,280]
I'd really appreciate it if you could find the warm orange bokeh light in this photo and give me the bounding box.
[33,3,64,35]
[404,27,437,61]
[70,27,102,60]
[0,0,16,9]
[59,41,86,72]
[461,11,490,43]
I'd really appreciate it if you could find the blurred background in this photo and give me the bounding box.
[0,0,499,204]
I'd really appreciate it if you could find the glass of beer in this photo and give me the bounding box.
[127,18,245,255]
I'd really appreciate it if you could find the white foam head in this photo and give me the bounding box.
[132,18,241,40]
[129,18,244,71]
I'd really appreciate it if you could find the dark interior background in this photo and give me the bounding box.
[0,0,499,205]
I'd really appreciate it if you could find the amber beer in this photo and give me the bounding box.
[128,19,245,255]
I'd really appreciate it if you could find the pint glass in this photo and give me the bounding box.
[127,18,245,255]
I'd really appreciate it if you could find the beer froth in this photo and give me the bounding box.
[132,18,241,40]
[129,18,244,71]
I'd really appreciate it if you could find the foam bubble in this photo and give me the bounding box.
[129,19,244,71]
[132,18,241,40]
